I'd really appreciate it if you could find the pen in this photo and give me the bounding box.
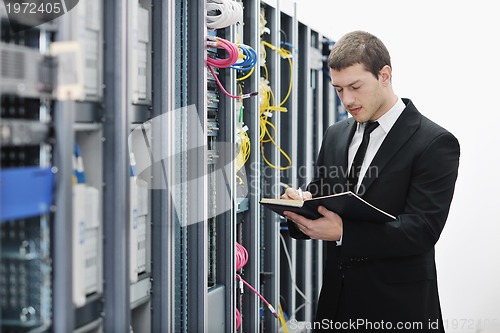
[297,188,303,201]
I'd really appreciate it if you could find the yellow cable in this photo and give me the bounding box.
[261,41,293,107]
[268,90,287,113]
[259,118,292,170]
[262,59,269,79]
[278,304,289,333]
[259,116,267,141]
[259,112,291,169]
[236,129,251,171]
[236,97,251,171]
[258,40,294,171]
[237,66,255,81]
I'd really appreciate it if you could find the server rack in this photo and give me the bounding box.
[259,1,281,332]
[240,0,262,331]
[277,2,300,327]
[127,1,153,333]
[0,11,56,330]
[149,0,177,331]
[55,0,106,331]
[0,1,341,332]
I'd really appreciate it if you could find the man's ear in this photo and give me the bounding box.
[379,65,392,85]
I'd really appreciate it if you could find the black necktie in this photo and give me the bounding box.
[348,121,379,193]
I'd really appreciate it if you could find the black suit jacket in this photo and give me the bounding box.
[289,99,460,332]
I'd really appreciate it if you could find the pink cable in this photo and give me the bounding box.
[207,37,257,100]
[207,37,239,68]
[236,274,278,318]
[235,242,248,270]
[208,65,258,100]
[235,242,246,330]
[235,242,278,319]
[236,307,242,330]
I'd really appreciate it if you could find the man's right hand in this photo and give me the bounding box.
[281,188,312,201]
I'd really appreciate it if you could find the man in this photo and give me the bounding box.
[282,31,460,332]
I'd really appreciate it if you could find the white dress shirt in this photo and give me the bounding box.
[347,97,406,193]
[336,97,405,246]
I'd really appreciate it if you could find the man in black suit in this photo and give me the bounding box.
[282,31,460,332]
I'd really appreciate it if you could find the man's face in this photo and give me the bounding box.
[330,63,389,123]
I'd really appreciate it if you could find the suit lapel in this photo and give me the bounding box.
[360,100,421,194]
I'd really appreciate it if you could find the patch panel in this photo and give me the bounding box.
[207,118,220,137]
[0,119,50,146]
[0,42,56,99]
[0,218,52,331]
[207,90,220,109]
[0,96,42,120]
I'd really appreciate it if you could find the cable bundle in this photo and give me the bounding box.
[207,37,258,99]
[235,307,242,330]
[235,241,247,330]
[207,37,239,68]
[207,38,257,72]
[235,242,278,330]
[231,44,258,72]
[258,40,294,170]
[261,40,293,106]
[259,77,292,171]
[207,0,243,29]
[236,121,250,172]
[235,241,248,270]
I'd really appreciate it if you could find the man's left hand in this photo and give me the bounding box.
[284,206,343,241]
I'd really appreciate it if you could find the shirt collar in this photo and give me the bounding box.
[356,97,406,134]
[376,97,406,133]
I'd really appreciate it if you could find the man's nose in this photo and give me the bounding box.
[342,90,355,106]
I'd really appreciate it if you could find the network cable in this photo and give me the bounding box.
[235,93,251,171]
[261,40,293,106]
[235,241,248,270]
[73,143,86,184]
[235,241,278,330]
[236,126,250,172]
[236,307,242,330]
[236,274,278,318]
[279,233,310,318]
[257,20,295,170]
[278,303,289,333]
[207,36,239,68]
[208,65,257,100]
[259,74,292,170]
[230,43,258,72]
[206,0,243,30]
[207,37,258,100]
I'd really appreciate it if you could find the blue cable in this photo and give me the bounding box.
[74,143,86,184]
[280,41,298,55]
[230,44,257,71]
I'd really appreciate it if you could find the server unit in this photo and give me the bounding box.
[1,6,56,332]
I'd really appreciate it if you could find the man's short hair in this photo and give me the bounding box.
[328,30,391,78]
